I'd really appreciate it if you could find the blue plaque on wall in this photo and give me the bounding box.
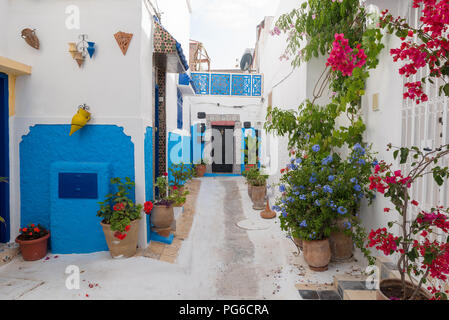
[58,173,98,199]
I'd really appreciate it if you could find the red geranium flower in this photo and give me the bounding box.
[125,225,131,232]
[411,200,419,206]
[173,186,178,190]
[384,208,391,213]
[113,203,125,211]
[164,172,168,176]
[144,201,154,214]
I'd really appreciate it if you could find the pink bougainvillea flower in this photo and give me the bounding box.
[326,33,367,77]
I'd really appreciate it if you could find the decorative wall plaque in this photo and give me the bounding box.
[114,31,133,56]
[21,28,39,50]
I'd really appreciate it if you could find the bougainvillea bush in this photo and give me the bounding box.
[368,144,449,300]
[380,0,449,104]
[274,143,376,262]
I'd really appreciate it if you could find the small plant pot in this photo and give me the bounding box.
[251,185,266,210]
[329,219,353,262]
[151,204,175,229]
[377,278,432,300]
[15,233,50,261]
[302,238,331,272]
[101,220,140,258]
[196,164,206,177]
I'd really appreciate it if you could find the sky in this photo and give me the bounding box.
[190,0,280,70]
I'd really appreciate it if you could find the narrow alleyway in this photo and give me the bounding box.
[0,177,363,299]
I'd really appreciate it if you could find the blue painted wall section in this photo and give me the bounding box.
[144,126,153,243]
[20,124,135,253]
[167,131,192,184]
[50,162,111,254]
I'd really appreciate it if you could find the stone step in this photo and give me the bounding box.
[296,283,342,300]
[333,256,401,300]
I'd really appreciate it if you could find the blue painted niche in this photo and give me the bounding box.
[144,126,153,243]
[20,124,135,254]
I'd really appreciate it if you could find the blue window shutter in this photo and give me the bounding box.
[177,89,183,129]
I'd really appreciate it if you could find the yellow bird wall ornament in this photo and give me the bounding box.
[70,104,91,136]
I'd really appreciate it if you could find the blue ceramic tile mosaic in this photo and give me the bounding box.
[232,75,252,96]
[211,74,231,95]
[252,75,262,96]
[191,73,262,97]
[191,73,209,95]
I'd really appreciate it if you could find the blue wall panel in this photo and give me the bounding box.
[167,132,192,185]
[144,126,153,243]
[20,124,134,253]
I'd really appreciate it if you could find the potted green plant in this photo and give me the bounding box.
[15,223,50,261]
[274,143,374,270]
[195,159,207,177]
[242,166,259,199]
[368,144,449,300]
[169,162,194,194]
[97,177,145,258]
[249,169,268,210]
[151,173,176,237]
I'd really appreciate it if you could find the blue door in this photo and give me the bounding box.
[0,73,10,243]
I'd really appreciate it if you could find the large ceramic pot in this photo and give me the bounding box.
[101,220,139,258]
[196,164,206,177]
[251,184,266,210]
[302,238,331,272]
[377,279,432,300]
[15,233,50,261]
[329,219,353,262]
[151,204,175,229]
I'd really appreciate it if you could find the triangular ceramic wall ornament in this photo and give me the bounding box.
[21,28,40,49]
[114,31,133,55]
[73,52,85,68]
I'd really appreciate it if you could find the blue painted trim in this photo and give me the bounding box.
[177,88,183,129]
[155,85,160,181]
[150,231,174,245]
[144,127,154,243]
[203,173,242,177]
[0,73,9,243]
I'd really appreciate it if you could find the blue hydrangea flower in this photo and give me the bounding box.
[337,206,348,215]
[354,184,362,192]
[299,194,306,200]
[272,205,281,212]
[372,160,379,166]
[296,158,302,164]
[288,163,297,170]
[311,191,318,197]
[315,200,321,206]
[350,178,357,184]
[300,220,307,228]
[353,143,366,155]
[287,197,294,203]
[282,211,288,218]
[309,176,317,184]
[323,185,333,193]
[358,159,366,165]
[279,185,286,192]
[312,144,320,152]
[294,191,300,196]
[328,175,335,182]
[344,221,352,229]
[299,185,305,189]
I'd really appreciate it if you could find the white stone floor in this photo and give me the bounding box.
[0,176,364,300]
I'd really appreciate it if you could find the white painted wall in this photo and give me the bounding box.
[0,0,9,56]
[3,0,166,247]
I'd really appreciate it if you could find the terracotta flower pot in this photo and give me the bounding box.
[302,238,331,272]
[151,204,174,229]
[101,219,139,258]
[15,232,50,261]
[329,219,353,262]
[377,278,432,300]
[196,164,206,177]
[251,185,266,210]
